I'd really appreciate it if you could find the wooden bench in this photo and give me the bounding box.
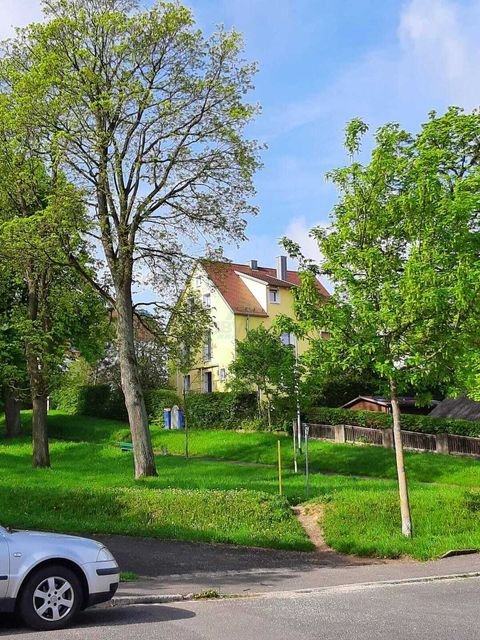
[117,441,133,452]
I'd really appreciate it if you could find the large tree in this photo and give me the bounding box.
[2,0,260,477]
[284,108,480,537]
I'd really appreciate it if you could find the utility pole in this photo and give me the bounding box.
[304,423,310,500]
[294,336,302,454]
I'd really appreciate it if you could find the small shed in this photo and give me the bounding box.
[429,396,480,421]
[342,396,437,415]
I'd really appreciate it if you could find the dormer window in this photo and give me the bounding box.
[269,288,280,304]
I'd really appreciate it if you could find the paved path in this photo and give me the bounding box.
[2,575,480,638]
[92,535,480,596]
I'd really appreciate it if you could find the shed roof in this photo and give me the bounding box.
[429,396,480,421]
[342,396,439,409]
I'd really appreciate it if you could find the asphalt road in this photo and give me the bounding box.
[2,576,479,639]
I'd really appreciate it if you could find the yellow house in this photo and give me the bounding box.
[171,256,330,394]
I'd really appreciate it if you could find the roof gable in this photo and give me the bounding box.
[201,260,329,316]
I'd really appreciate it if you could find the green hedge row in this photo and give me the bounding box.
[184,392,257,429]
[54,384,181,425]
[304,406,480,438]
[54,385,258,429]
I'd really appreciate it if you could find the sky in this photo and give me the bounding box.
[3,0,480,274]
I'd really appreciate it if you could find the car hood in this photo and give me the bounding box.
[5,529,105,563]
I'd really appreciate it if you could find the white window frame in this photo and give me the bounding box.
[202,293,211,309]
[269,288,280,304]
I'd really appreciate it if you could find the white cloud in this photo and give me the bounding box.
[398,0,480,107]
[0,1,42,39]
[267,0,480,140]
[284,216,323,263]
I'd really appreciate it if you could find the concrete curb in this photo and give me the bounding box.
[254,570,480,599]
[100,593,192,608]
[99,571,480,609]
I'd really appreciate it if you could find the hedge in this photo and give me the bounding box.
[54,385,264,430]
[144,389,182,425]
[304,406,480,438]
[185,392,257,429]
[54,384,181,425]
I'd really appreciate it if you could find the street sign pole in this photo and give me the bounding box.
[304,423,310,500]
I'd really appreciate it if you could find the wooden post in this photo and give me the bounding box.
[390,379,413,538]
[277,440,283,496]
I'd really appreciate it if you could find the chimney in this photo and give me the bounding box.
[250,259,258,270]
[276,255,287,281]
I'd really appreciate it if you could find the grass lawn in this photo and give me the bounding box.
[1,411,479,559]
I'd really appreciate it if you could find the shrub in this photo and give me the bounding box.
[185,392,257,429]
[144,389,182,425]
[54,384,180,425]
[304,406,480,438]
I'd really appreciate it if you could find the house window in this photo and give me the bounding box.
[203,331,212,361]
[269,288,280,303]
[202,293,211,309]
[219,368,226,382]
[204,371,213,393]
[195,276,202,289]
[183,374,191,393]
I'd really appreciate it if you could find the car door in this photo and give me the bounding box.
[0,533,9,597]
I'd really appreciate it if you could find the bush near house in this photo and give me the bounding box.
[305,406,480,438]
[185,391,257,429]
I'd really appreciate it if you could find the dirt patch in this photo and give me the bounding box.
[292,504,385,566]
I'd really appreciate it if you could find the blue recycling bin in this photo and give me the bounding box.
[163,408,171,430]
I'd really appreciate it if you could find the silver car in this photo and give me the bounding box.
[0,525,120,630]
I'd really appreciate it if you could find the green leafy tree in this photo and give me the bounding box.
[283,108,480,537]
[228,326,296,428]
[0,144,108,464]
[0,264,27,438]
[2,0,261,477]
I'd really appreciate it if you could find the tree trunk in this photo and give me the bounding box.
[390,378,412,538]
[32,392,49,467]
[116,283,157,478]
[26,276,50,468]
[3,385,22,438]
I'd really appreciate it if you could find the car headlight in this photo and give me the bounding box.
[97,546,115,562]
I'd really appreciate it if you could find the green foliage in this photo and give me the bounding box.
[305,406,480,437]
[229,326,297,426]
[55,384,127,421]
[283,108,480,400]
[143,389,182,426]
[55,383,181,426]
[185,392,257,429]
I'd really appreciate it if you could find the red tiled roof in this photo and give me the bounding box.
[201,260,329,316]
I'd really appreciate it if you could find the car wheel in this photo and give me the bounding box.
[18,564,83,631]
